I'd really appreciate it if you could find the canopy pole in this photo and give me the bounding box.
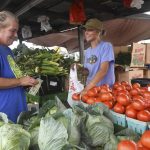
[77,25,84,64]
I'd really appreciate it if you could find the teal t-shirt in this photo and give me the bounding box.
[0,45,27,123]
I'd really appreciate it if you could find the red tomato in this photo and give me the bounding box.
[132,100,145,111]
[117,90,129,96]
[126,104,134,110]
[140,87,148,94]
[116,85,126,91]
[143,99,150,109]
[141,130,150,149]
[121,81,129,86]
[99,92,113,102]
[112,89,118,97]
[81,94,89,102]
[72,93,80,101]
[95,97,103,103]
[125,108,138,119]
[137,147,149,150]
[137,140,143,148]
[86,97,95,105]
[132,95,143,101]
[117,140,137,150]
[132,83,141,89]
[87,89,97,97]
[137,110,150,122]
[101,84,109,89]
[100,88,108,93]
[137,140,149,150]
[100,85,111,93]
[143,91,150,99]
[116,94,130,106]
[93,86,101,93]
[103,101,113,109]
[130,88,140,96]
[113,82,121,89]
[113,103,125,114]
[91,87,98,93]
[125,84,132,91]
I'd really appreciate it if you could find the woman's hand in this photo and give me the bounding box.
[80,89,87,97]
[19,76,39,87]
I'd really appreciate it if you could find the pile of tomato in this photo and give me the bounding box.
[118,130,150,150]
[72,81,150,122]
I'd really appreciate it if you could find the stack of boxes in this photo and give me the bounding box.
[116,43,146,83]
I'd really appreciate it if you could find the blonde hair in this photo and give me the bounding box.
[0,11,18,28]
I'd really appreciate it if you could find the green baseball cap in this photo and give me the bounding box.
[83,18,103,31]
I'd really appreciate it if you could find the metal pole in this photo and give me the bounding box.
[19,39,22,44]
[77,25,84,64]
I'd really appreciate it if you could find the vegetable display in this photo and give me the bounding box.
[0,80,149,149]
[0,97,140,150]
[72,81,150,122]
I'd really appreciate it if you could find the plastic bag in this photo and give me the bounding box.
[130,0,144,9]
[21,25,32,39]
[37,15,52,32]
[69,0,86,24]
[67,64,84,107]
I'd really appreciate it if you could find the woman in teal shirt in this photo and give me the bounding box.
[81,18,115,95]
[0,11,38,122]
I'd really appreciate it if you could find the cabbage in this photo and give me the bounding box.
[0,124,30,150]
[104,134,118,150]
[63,109,81,146]
[29,127,40,150]
[99,116,114,134]
[0,112,8,123]
[38,117,68,150]
[17,110,39,130]
[39,96,66,118]
[81,114,113,147]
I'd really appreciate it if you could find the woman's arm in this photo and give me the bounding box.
[82,61,109,93]
[0,76,38,89]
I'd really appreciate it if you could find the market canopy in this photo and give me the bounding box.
[0,0,150,39]
[1,0,150,52]
[28,18,150,53]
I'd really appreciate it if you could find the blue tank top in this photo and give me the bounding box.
[0,45,27,123]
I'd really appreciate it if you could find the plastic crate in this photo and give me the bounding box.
[109,110,127,127]
[126,117,148,134]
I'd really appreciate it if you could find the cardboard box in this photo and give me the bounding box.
[145,44,150,64]
[116,69,143,83]
[144,70,150,78]
[114,46,129,56]
[130,43,146,67]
